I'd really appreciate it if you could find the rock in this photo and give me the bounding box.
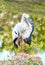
[12,52,42,64]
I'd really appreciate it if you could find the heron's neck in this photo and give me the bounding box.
[21,19,29,27]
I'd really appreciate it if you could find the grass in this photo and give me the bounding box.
[0,0,45,16]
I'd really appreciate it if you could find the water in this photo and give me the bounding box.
[0,50,15,61]
[35,52,45,65]
[38,52,45,65]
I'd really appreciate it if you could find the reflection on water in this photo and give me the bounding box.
[0,50,15,61]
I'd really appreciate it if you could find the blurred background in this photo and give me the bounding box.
[0,0,45,54]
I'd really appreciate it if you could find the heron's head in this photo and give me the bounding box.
[21,13,30,22]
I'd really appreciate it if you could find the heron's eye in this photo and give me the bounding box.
[24,17,26,21]
[15,31,17,34]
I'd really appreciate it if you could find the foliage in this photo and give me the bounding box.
[0,12,45,53]
[0,0,45,53]
[0,59,42,65]
[23,59,42,65]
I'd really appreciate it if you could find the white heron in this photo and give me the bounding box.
[12,13,34,48]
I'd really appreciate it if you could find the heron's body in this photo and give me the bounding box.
[12,20,32,40]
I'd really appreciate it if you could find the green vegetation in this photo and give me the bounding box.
[0,59,42,65]
[0,0,45,53]
[23,59,42,65]
[0,0,45,52]
[0,0,45,16]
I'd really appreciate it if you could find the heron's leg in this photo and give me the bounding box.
[19,36,24,52]
[13,38,18,48]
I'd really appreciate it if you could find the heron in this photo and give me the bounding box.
[12,13,34,48]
